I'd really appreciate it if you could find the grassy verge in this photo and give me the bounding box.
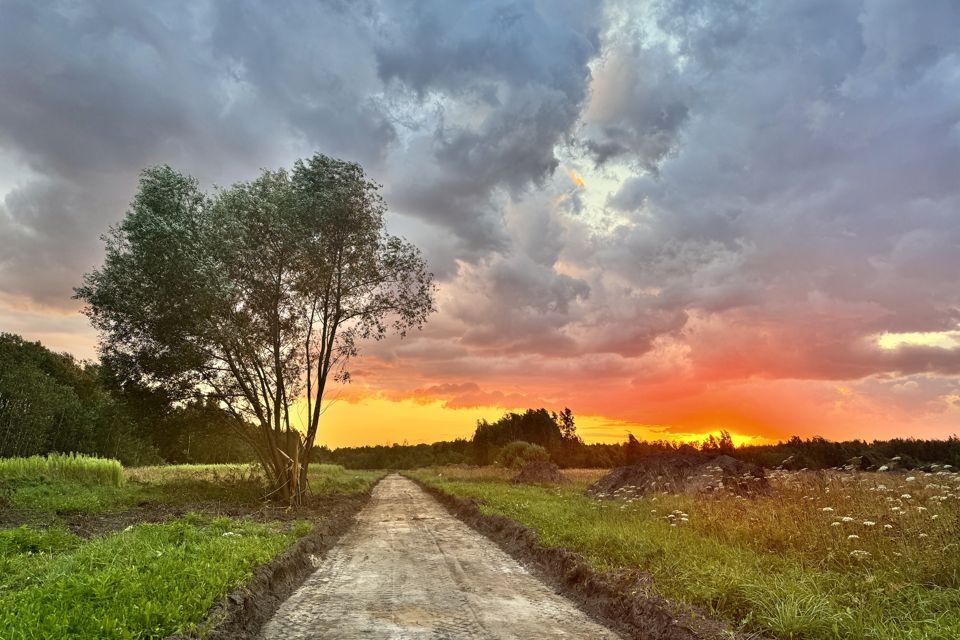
[411,466,960,640]
[1,460,382,515]
[0,461,383,639]
[0,516,309,639]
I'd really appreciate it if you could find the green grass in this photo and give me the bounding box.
[2,460,381,515]
[0,516,309,639]
[0,461,381,638]
[6,482,142,513]
[0,453,124,487]
[412,467,960,640]
[306,463,382,495]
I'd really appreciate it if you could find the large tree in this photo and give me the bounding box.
[77,154,435,503]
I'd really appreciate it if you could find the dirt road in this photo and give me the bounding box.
[260,473,620,639]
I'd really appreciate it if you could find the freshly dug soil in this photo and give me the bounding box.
[512,460,566,484]
[587,453,769,499]
[414,478,749,640]
[165,490,370,640]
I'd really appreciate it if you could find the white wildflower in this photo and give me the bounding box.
[863,521,876,526]
[847,534,860,540]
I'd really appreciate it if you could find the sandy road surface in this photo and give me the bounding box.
[260,474,620,639]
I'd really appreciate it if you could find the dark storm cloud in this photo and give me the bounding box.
[0,0,601,309]
[372,0,600,252]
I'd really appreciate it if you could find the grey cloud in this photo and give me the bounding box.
[374,0,600,251]
[574,0,960,376]
[2,0,960,411]
[582,43,691,170]
[446,253,590,355]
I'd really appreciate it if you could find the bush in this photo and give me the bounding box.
[496,441,550,470]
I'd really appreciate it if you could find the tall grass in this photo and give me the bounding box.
[0,453,124,487]
[414,466,960,639]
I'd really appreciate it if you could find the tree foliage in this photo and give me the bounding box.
[0,334,154,463]
[77,154,435,502]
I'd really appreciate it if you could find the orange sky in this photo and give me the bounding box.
[6,295,960,449]
[310,396,772,449]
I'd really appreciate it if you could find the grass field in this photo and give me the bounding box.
[0,516,309,639]
[1,456,381,514]
[0,453,124,487]
[411,465,960,640]
[0,457,382,639]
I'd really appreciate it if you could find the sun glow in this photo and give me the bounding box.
[293,395,771,450]
[567,168,585,187]
[876,330,960,350]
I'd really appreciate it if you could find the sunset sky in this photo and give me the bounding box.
[2,1,960,447]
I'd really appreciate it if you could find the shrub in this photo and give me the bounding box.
[496,441,550,470]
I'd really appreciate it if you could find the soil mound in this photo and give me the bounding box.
[512,461,565,485]
[587,453,768,498]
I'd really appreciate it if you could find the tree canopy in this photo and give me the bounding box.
[0,334,152,463]
[77,154,435,502]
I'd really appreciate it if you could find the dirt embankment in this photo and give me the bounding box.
[413,478,750,640]
[165,490,370,640]
[587,453,769,499]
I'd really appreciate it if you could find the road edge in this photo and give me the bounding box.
[409,475,752,640]
[164,484,378,640]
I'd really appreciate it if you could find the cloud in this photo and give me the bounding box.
[2,0,960,441]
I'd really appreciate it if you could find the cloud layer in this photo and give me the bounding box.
[2,0,959,442]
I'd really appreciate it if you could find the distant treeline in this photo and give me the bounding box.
[0,333,254,465]
[313,409,960,471]
[3,333,959,469]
